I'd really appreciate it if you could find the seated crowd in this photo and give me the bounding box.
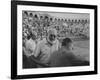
[22,11,89,68]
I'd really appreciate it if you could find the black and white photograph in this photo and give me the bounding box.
[22,11,90,69]
[11,1,97,79]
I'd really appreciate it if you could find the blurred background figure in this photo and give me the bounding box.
[23,31,37,68]
[49,38,89,67]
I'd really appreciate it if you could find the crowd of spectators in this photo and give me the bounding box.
[22,11,90,68]
[22,11,90,42]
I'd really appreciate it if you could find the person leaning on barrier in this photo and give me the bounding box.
[49,38,89,67]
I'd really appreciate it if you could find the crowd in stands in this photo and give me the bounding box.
[22,11,90,68]
[22,11,89,42]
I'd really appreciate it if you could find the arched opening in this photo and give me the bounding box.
[50,18,52,21]
[29,13,33,17]
[34,14,38,19]
[75,19,77,23]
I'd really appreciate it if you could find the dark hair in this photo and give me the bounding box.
[27,32,34,40]
[27,34,31,40]
[62,38,72,47]
[45,16,48,19]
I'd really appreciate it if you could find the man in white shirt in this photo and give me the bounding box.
[23,32,36,57]
[34,29,60,67]
[23,31,37,68]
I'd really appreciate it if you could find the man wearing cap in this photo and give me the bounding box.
[34,29,60,67]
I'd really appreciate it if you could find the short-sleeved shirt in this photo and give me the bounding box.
[34,38,60,64]
[24,39,36,57]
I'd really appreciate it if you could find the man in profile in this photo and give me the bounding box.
[49,38,89,67]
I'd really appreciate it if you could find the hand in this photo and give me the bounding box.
[23,47,32,57]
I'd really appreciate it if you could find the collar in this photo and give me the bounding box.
[45,38,54,47]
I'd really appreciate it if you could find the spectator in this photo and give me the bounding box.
[49,38,89,67]
[23,31,36,57]
[34,29,60,67]
[23,32,37,68]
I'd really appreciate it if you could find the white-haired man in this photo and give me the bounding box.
[34,29,61,67]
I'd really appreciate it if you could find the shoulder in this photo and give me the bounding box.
[38,38,46,44]
[36,39,45,48]
[27,39,35,44]
[51,49,62,58]
[25,39,30,46]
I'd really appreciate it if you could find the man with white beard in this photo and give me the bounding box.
[34,29,61,67]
